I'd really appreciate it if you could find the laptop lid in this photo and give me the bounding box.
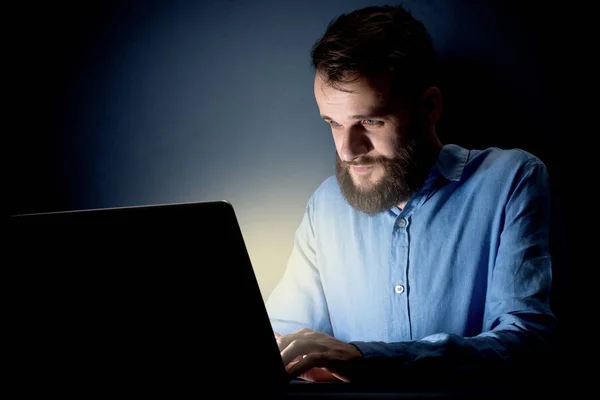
[8,200,290,397]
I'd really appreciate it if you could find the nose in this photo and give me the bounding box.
[338,125,370,162]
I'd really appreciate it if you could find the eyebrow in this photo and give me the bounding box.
[321,113,388,121]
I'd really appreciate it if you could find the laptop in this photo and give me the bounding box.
[7,200,294,398]
[8,201,513,399]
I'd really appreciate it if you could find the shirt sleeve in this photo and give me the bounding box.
[350,158,558,383]
[265,196,333,337]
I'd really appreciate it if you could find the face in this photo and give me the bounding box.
[314,72,429,215]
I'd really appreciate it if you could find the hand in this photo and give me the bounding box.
[274,328,363,382]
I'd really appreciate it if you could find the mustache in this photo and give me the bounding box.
[343,156,389,167]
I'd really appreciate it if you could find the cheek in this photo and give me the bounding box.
[332,132,344,154]
[372,134,398,157]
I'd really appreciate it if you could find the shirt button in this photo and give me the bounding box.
[395,284,405,294]
[397,218,407,228]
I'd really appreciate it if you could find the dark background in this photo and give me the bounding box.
[9,0,573,215]
[8,0,579,375]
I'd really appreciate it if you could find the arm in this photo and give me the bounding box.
[265,196,333,337]
[349,158,558,382]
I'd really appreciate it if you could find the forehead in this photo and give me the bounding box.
[314,73,387,102]
[313,73,401,115]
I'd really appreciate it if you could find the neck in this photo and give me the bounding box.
[420,128,444,172]
[396,129,443,210]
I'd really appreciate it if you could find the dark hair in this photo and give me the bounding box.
[311,5,437,103]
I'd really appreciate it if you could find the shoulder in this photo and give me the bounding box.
[305,175,356,218]
[470,146,544,167]
[465,147,548,181]
[309,175,344,209]
[312,175,341,199]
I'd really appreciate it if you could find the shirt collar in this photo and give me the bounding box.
[386,143,470,217]
[436,144,470,182]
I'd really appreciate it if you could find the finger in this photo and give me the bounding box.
[276,328,318,351]
[286,352,325,379]
[299,367,343,383]
[326,368,353,383]
[274,332,287,352]
[280,338,326,366]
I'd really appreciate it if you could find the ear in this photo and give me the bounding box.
[420,87,443,125]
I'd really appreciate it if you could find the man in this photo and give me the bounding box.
[265,4,557,386]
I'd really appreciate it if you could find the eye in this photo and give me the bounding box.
[328,120,341,128]
[362,119,381,126]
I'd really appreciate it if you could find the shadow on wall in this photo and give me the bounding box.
[436,55,540,152]
[434,53,564,198]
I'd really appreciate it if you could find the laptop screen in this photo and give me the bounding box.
[8,201,289,396]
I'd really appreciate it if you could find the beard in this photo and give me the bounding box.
[335,133,432,216]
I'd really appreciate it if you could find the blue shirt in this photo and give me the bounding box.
[266,144,556,374]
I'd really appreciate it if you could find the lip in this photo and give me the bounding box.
[351,165,374,174]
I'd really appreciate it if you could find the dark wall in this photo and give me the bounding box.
[8,0,575,313]
[9,0,570,216]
